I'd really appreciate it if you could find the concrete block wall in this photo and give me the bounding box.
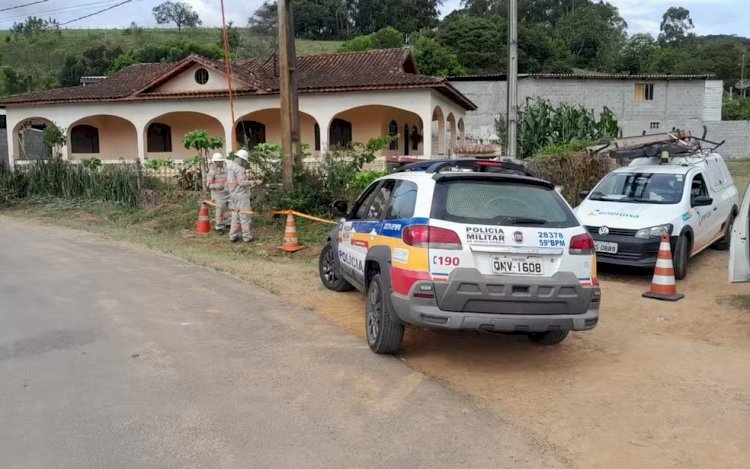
[451,77,711,144]
[705,121,750,158]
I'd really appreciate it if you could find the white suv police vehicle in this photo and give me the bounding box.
[577,152,739,279]
[319,160,601,354]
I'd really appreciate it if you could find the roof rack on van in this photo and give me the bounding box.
[395,158,534,176]
[591,127,725,161]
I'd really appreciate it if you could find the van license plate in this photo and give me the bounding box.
[491,257,543,275]
[595,241,618,254]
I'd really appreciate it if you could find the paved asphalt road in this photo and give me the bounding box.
[0,217,562,469]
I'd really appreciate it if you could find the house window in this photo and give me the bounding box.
[314,123,321,151]
[329,118,352,147]
[194,68,209,85]
[236,120,266,149]
[147,123,172,152]
[649,121,660,130]
[388,120,398,150]
[71,125,100,153]
[635,83,654,101]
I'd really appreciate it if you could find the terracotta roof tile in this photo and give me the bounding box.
[0,48,476,110]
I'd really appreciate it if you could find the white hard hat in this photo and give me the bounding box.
[235,149,250,161]
[211,152,225,162]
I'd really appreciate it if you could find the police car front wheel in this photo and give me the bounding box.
[319,243,354,292]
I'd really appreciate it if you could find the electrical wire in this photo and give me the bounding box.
[0,0,122,24]
[0,0,49,13]
[57,0,132,26]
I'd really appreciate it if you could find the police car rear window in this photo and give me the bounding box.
[431,180,578,228]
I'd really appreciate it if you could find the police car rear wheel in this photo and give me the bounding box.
[319,243,353,292]
[366,274,404,354]
[528,330,569,345]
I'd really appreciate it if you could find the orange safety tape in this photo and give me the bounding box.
[202,201,336,224]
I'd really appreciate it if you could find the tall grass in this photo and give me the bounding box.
[0,159,142,207]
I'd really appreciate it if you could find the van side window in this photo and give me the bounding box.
[691,174,709,201]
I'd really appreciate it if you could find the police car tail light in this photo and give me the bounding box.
[569,233,595,255]
[403,225,462,250]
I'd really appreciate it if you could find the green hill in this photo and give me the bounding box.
[0,28,342,97]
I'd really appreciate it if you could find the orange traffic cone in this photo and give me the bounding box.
[278,212,306,252]
[642,233,684,301]
[195,203,211,235]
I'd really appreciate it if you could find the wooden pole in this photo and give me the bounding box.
[220,0,237,152]
[278,0,301,190]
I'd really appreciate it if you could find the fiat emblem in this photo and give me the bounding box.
[598,226,610,236]
[513,231,523,243]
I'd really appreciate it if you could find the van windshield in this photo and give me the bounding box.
[589,172,685,204]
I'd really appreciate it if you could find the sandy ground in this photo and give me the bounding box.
[254,248,750,469]
[7,211,750,468]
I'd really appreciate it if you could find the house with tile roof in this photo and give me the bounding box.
[0,48,475,167]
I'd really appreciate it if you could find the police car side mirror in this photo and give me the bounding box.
[692,195,713,207]
[579,190,590,199]
[332,200,348,216]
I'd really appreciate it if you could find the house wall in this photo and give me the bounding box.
[4,88,465,166]
[155,64,246,93]
[450,77,718,142]
[235,109,319,150]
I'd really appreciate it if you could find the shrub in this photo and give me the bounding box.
[0,158,142,207]
[144,158,174,170]
[349,170,386,193]
[82,157,102,169]
[528,145,618,206]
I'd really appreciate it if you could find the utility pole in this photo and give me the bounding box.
[506,0,518,159]
[278,0,301,191]
[742,53,746,99]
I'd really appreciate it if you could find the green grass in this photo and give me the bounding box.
[727,158,750,196]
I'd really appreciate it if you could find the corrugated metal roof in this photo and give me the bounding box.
[449,73,714,81]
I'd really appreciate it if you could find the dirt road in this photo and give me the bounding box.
[7,210,750,468]
[251,248,750,468]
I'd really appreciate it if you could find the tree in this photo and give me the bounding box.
[59,56,86,87]
[251,1,350,40]
[338,26,403,52]
[111,40,224,71]
[218,21,241,50]
[10,16,59,40]
[554,2,627,71]
[411,36,464,77]
[349,0,442,35]
[436,14,506,74]
[659,7,694,45]
[43,123,66,158]
[152,1,202,30]
[619,33,658,74]
[183,130,224,192]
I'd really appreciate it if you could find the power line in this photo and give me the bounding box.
[57,0,133,26]
[0,0,49,13]
[0,0,121,24]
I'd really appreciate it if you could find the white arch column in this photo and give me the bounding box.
[420,109,433,159]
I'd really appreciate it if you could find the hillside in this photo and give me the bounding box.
[0,28,342,97]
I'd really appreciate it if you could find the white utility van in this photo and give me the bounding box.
[576,153,739,279]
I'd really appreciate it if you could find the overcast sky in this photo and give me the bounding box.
[1,0,748,37]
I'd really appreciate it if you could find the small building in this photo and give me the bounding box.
[0,48,475,167]
[449,73,722,143]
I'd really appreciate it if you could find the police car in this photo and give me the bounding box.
[319,160,600,354]
[577,151,739,279]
